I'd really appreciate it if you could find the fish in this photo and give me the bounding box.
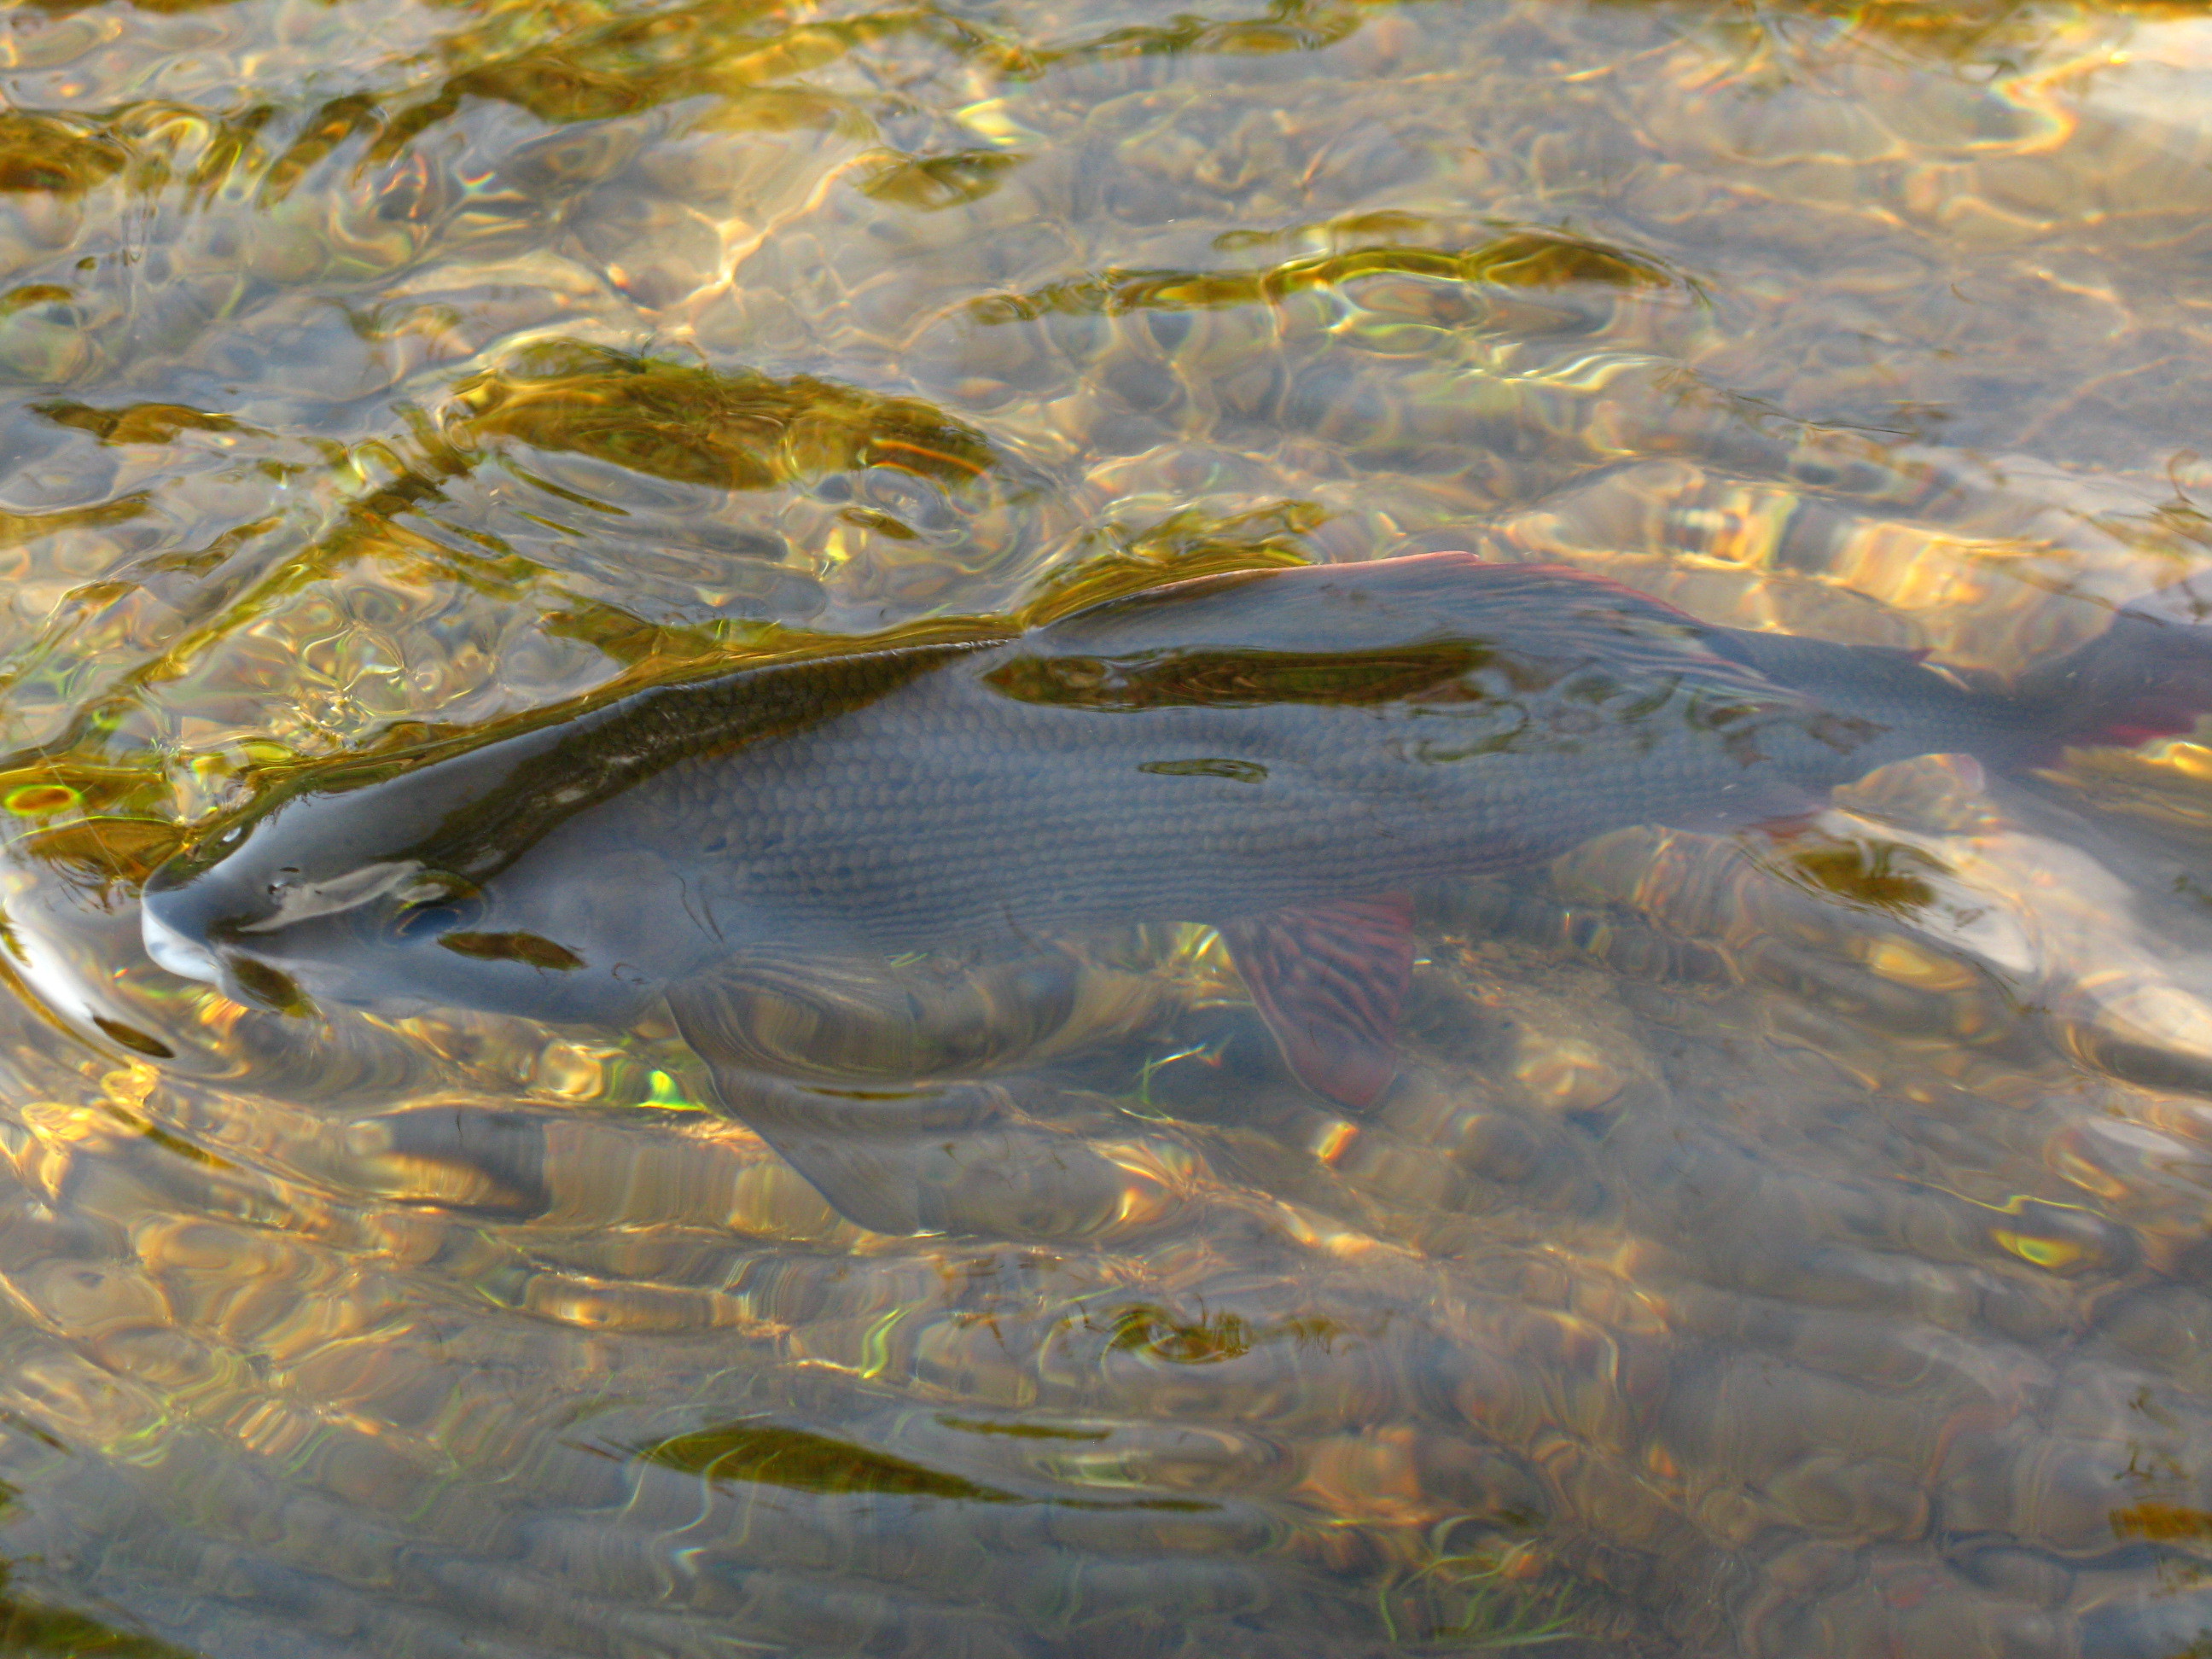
[137,553,2212,1213]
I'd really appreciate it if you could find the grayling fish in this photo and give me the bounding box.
[138,553,2212,1199]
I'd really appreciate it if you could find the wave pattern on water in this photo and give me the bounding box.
[7,0,2212,1654]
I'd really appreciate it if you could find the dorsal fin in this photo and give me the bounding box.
[1026,552,1790,706]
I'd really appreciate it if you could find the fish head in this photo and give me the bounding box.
[140,739,673,1025]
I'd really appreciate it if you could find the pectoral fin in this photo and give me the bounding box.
[667,982,1136,1238]
[748,1113,1139,1238]
[1219,894,1415,1112]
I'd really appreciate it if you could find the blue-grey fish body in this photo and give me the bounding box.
[137,554,2209,1110]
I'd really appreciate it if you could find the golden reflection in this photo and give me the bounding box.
[5,0,2212,1650]
[1778,832,1946,915]
[32,402,246,447]
[966,231,1689,328]
[0,116,126,196]
[632,1419,1031,1501]
[453,341,999,493]
[0,1557,195,1658]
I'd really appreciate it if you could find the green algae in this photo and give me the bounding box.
[454,344,999,494]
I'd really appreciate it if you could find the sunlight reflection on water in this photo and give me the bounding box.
[3,0,2212,1653]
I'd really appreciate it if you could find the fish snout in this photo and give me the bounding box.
[139,871,319,1015]
[140,903,224,987]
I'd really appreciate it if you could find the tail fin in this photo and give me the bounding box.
[2018,577,2212,753]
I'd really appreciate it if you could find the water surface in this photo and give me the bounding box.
[5,0,2212,1652]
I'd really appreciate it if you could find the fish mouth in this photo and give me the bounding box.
[141,906,224,987]
[140,908,317,1014]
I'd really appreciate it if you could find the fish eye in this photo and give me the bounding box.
[389,872,485,940]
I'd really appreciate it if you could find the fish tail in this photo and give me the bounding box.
[2017,577,2212,755]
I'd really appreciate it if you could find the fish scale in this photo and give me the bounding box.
[656,675,1741,949]
[138,552,2208,1140]
[634,639,1950,955]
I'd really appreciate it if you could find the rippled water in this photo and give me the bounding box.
[7,0,2212,1653]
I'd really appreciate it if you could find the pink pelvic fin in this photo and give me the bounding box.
[1220,893,1416,1111]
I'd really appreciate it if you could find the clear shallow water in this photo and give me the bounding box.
[6,0,2212,1653]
